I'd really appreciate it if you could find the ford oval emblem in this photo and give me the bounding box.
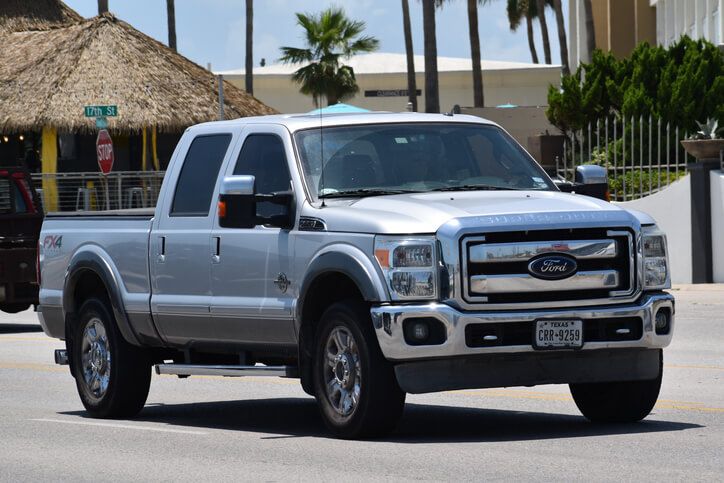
[528,254,578,280]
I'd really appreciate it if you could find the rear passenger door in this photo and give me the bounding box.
[150,132,235,346]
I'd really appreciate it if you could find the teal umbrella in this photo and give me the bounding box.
[308,103,371,114]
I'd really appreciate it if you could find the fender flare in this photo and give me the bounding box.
[296,247,388,325]
[295,245,388,395]
[63,247,141,347]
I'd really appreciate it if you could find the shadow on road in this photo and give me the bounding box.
[0,323,43,334]
[60,397,701,442]
[391,403,700,443]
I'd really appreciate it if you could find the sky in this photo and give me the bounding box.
[63,0,567,72]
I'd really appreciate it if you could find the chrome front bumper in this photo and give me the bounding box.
[370,292,674,362]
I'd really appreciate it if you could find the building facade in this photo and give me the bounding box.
[569,0,723,68]
[219,53,562,114]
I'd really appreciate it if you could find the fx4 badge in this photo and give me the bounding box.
[274,273,290,293]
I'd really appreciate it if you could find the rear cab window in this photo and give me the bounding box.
[170,134,232,217]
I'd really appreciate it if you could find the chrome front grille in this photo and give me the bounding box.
[462,228,635,305]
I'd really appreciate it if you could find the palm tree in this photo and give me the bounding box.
[422,0,440,113]
[552,0,569,75]
[401,0,417,111]
[279,8,379,107]
[535,0,551,64]
[506,0,538,64]
[245,0,253,95]
[467,0,484,107]
[167,0,177,51]
[98,0,108,14]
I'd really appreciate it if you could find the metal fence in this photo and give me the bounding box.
[556,116,691,201]
[31,171,165,213]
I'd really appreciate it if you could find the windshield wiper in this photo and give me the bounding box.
[319,188,421,199]
[429,184,521,192]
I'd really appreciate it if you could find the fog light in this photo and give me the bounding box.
[655,309,670,335]
[413,322,429,341]
[403,318,447,346]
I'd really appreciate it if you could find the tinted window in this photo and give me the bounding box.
[171,134,231,216]
[233,135,291,218]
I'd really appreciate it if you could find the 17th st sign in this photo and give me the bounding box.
[96,129,114,174]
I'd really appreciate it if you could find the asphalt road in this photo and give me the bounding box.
[1,286,722,482]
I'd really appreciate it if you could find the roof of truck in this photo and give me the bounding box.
[188,111,498,133]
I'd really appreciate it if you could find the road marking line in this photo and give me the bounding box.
[0,362,65,371]
[450,390,724,412]
[31,418,207,434]
[665,364,724,371]
[655,404,724,413]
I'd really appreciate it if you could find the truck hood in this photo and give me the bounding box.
[304,190,635,234]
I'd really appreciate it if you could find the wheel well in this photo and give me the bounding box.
[64,270,113,377]
[71,270,111,315]
[298,272,366,394]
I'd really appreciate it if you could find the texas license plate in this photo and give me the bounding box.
[534,320,583,349]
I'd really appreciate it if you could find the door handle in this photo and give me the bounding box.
[212,236,221,263]
[157,236,166,263]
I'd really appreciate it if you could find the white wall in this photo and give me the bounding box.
[615,175,693,284]
[712,170,724,282]
[655,0,724,46]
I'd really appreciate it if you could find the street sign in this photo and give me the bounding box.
[96,129,114,175]
[95,117,108,129]
[84,105,118,117]
[364,89,421,97]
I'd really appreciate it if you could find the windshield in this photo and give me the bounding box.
[294,122,555,201]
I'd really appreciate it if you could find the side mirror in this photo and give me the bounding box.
[218,175,257,228]
[218,175,296,229]
[573,165,609,202]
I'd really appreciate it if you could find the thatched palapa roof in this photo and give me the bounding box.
[0,12,278,134]
[0,0,82,33]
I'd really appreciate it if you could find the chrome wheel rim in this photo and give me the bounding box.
[323,326,361,417]
[80,317,110,398]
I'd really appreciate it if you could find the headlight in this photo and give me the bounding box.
[375,236,437,300]
[642,225,670,289]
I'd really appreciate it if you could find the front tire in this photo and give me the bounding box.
[570,350,663,423]
[313,300,405,439]
[71,298,151,418]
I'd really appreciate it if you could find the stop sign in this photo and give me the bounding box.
[96,129,114,174]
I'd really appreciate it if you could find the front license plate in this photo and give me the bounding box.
[534,320,583,349]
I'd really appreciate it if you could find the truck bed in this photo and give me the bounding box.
[39,212,155,340]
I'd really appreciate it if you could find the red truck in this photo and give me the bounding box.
[0,166,43,313]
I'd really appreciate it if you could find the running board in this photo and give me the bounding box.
[154,364,298,378]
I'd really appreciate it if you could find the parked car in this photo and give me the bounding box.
[38,112,674,438]
[0,166,43,313]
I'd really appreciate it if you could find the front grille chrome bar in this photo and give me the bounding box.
[468,240,617,263]
[470,270,620,294]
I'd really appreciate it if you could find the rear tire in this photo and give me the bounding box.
[313,300,406,439]
[570,350,663,423]
[71,298,151,418]
[0,303,31,314]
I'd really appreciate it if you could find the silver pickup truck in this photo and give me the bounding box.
[38,112,674,438]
